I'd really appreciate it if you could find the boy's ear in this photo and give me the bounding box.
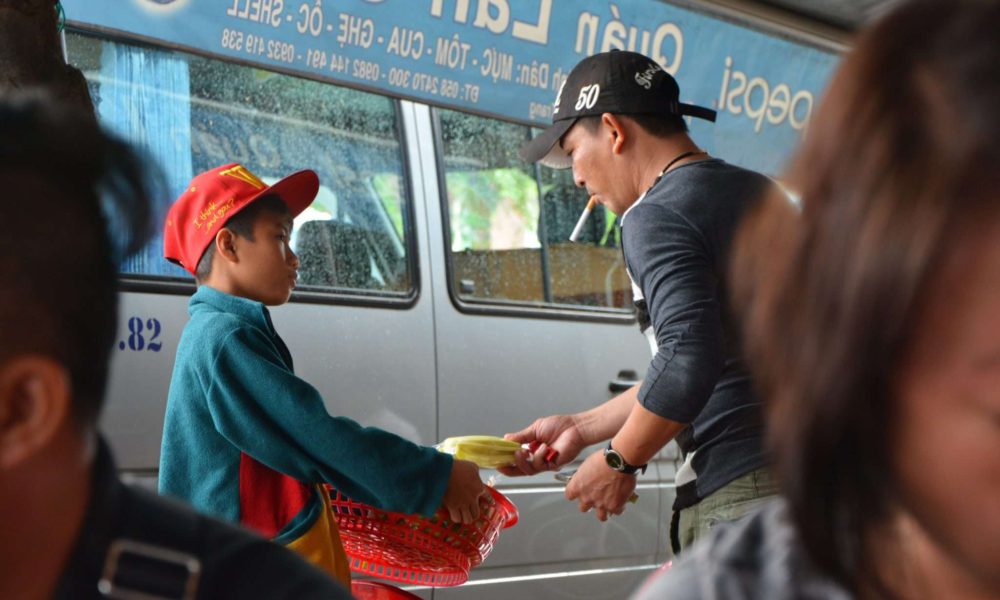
[0,356,71,469]
[215,229,239,264]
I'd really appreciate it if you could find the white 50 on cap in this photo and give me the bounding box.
[520,50,716,169]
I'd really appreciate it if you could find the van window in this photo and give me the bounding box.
[66,32,413,296]
[437,108,631,312]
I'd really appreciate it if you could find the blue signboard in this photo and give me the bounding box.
[63,0,840,175]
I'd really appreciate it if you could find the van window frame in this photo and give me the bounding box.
[67,26,422,310]
[430,108,637,324]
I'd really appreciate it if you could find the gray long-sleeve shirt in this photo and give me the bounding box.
[621,158,771,499]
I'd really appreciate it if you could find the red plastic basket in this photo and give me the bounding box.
[329,486,518,587]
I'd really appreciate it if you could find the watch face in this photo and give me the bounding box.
[605,450,624,471]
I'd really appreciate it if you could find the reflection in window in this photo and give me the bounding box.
[66,31,411,294]
[438,109,631,311]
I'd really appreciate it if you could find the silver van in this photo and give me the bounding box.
[64,1,842,595]
[69,31,668,598]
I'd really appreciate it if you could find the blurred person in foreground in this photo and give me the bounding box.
[0,94,351,599]
[633,0,1000,598]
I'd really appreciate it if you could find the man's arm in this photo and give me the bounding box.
[576,382,642,442]
[500,383,640,476]
[610,402,687,468]
[564,401,687,521]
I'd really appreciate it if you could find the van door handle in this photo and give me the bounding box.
[608,369,641,393]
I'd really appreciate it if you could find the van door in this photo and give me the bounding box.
[407,103,670,598]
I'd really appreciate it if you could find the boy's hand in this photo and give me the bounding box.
[442,458,486,524]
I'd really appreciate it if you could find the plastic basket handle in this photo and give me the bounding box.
[487,487,519,528]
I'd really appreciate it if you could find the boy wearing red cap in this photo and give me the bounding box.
[159,163,486,585]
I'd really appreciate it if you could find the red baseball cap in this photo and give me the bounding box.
[164,163,319,275]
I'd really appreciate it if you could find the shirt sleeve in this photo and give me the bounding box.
[203,325,452,516]
[623,202,725,424]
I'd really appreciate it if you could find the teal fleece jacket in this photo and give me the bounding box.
[159,286,452,542]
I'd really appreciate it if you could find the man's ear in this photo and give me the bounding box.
[0,356,71,469]
[602,113,628,155]
[215,229,239,265]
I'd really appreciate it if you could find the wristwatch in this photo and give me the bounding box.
[604,441,647,475]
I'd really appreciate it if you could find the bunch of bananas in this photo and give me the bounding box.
[436,435,522,469]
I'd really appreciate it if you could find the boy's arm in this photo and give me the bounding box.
[204,326,452,516]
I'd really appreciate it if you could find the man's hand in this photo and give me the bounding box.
[441,458,486,524]
[564,450,638,521]
[498,414,587,476]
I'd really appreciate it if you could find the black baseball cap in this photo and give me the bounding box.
[520,50,716,168]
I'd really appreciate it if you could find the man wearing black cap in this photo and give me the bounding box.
[502,50,776,553]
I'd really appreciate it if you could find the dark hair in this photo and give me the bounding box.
[731,0,1000,593]
[0,92,158,424]
[577,112,687,138]
[194,195,289,281]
